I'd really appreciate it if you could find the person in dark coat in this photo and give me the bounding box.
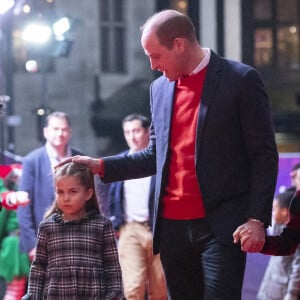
[57,10,278,299]
[17,112,83,260]
[108,114,166,299]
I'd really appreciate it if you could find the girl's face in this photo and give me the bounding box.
[55,175,93,220]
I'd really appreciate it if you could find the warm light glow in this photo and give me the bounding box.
[0,0,14,15]
[37,108,46,115]
[53,17,70,36]
[25,60,39,72]
[178,0,187,10]
[22,23,52,44]
[289,26,297,34]
[23,4,31,14]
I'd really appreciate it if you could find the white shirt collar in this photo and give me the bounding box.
[190,48,211,75]
[46,142,71,164]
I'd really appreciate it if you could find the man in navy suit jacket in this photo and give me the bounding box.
[108,114,166,299]
[17,112,83,260]
[60,10,278,299]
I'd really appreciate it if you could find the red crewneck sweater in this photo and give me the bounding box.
[162,67,207,219]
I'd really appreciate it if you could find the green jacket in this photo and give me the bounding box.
[0,179,30,282]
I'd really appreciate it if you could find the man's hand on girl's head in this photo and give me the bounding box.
[54,155,104,176]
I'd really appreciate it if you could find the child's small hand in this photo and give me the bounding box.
[114,230,120,239]
[6,191,30,207]
[28,247,36,261]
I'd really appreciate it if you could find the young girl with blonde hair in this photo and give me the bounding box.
[23,162,124,299]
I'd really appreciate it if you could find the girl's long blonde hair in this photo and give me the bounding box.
[44,162,100,219]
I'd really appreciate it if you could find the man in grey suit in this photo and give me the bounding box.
[59,10,278,300]
[17,112,83,260]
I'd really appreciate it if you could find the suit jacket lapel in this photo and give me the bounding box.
[195,51,221,160]
[162,80,175,159]
[42,146,55,195]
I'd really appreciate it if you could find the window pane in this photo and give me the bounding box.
[254,0,272,20]
[113,0,123,22]
[115,27,125,72]
[254,28,273,66]
[101,27,110,71]
[101,0,110,21]
[277,26,300,69]
[100,0,125,73]
[277,0,299,21]
[12,29,27,72]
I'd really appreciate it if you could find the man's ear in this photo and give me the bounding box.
[43,127,48,139]
[173,38,185,54]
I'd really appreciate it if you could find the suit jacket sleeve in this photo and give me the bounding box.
[17,153,39,253]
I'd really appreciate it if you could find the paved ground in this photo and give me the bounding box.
[242,253,270,300]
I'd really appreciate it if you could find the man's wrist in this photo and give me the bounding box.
[248,218,264,227]
[92,159,105,177]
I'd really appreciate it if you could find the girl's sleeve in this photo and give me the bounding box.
[262,235,299,255]
[102,218,125,300]
[25,222,48,299]
[261,213,300,256]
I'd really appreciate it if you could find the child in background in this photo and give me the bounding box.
[0,164,29,211]
[234,191,300,256]
[256,191,299,300]
[270,191,295,233]
[261,190,300,256]
[0,165,31,300]
[22,162,124,300]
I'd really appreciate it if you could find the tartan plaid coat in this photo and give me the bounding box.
[24,211,124,299]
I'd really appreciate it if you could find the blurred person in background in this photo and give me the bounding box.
[284,163,300,193]
[17,112,83,261]
[256,191,300,300]
[109,114,167,299]
[292,166,300,193]
[0,165,31,300]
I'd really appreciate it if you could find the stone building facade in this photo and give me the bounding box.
[2,0,300,159]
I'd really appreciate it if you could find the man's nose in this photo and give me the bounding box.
[149,59,157,71]
[57,129,65,135]
[127,132,135,140]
